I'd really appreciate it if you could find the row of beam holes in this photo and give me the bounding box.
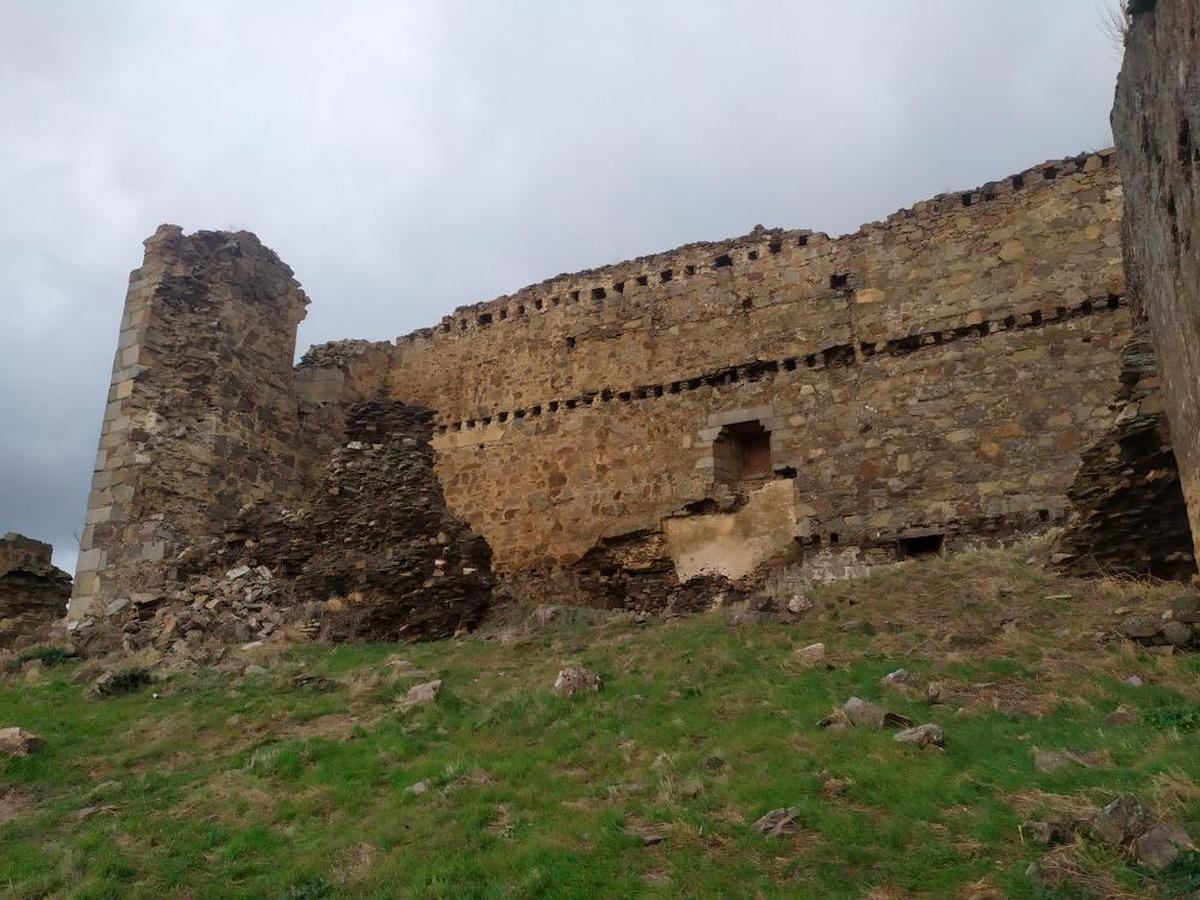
[437,293,1124,436]
[448,236,813,336]
[968,155,1111,206]
[438,158,1107,336]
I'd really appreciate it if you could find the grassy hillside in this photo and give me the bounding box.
[2,550,1199,898]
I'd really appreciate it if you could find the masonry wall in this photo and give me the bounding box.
[375,153,1131,574]
[70,226,312,619]
[1113,0,1200,566]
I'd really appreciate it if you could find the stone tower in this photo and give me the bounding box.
[69,225,309,619]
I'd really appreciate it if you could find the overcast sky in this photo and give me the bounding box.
[0,0,1122,572]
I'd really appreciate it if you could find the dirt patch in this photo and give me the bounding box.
[0,788,33,824]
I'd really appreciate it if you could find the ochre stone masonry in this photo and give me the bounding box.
[362,151,1136,575]
[73,147,1187,630]
[0,533,72,647]
[1113,0,1200,566]
[70,226,313,620]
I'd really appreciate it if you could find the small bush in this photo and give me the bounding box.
[11,646,76,670]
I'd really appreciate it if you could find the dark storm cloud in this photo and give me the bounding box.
[0,0,1121,571]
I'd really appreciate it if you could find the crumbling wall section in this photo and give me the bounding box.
[1113,1,1200,566]
[1057,321,1194,579]
[213,400,493,640]
[70,226,312,619]
[0,533,71,647]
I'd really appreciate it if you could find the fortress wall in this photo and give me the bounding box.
[377,152,1132,575]
[387,152,1123,428]
[70,226,312,619]
[429,305,1133,571]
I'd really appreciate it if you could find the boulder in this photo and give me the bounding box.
[843,697,913,730]
[793,643,825,666]
[553,666,602,697]
[752,807,800,837]
[1118,616,1162,641]
[1162,621,1194,647]
[0,727,43,757]
[1134,824,1195,871]
[396,679,442,712]
[893,723,945,749]
[1091,794,1153,846]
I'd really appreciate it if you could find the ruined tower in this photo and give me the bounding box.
[69,225,310,619]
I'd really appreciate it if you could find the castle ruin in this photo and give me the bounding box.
[68,148,1195,630]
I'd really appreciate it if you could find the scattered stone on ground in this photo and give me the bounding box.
[1021,819,1069,847]
[893,723,945,749]
[396,679,442,712]
[0,727,43,757]
[1117,604,1199,650]
[793,643,825,666]
[1032,748,1113,774]
[819,697,913,731]
[1090,794,1154,847]
[1134,824,1195,871]
[554,665,602,697]
[753,807,801,838]
[406,780,430,796]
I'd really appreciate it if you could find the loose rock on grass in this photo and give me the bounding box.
[0,727,43,757]
[553,666,602,697]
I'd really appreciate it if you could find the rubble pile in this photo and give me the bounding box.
[520,529,739,615]
[219,400,493,641]
[89,562,315,663]
[1117,596,1200,650]
[1057,326,1196,579]
[0,533,71,648]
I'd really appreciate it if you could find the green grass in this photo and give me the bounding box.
[1,551,1198,898]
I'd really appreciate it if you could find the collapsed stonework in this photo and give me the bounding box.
[68,144,1196,644]
[1057,322,1194,579]
[69,226,494,646]
[0,534,71,647]
[1113,1,1200,567]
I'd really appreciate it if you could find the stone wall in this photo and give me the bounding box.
[1113,0,1200,566]
[372,152,1138,576]
[70,226,313,620]
[1,533,71,647]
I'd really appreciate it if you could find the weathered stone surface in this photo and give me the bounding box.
[0,534,71,647]
[553,666,602,697]
[402,154,1136,579]
[893,724,944,749]
[1134,824,1195,872]
[75,143,1173,638]
[0,727,43,757]
[396,679,442,712]
[1091,794,1153,847]
[217,401,493,643]
[793,642,825,666]
[70,226,314,620]
[752,807,801,838]
[1114,2,1200,568]
[1057,326,1195,579]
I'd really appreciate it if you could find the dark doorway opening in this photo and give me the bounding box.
[713,421,772,488]
[898,533,945,559]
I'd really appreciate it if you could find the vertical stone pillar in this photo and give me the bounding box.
[70,225,309,619]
